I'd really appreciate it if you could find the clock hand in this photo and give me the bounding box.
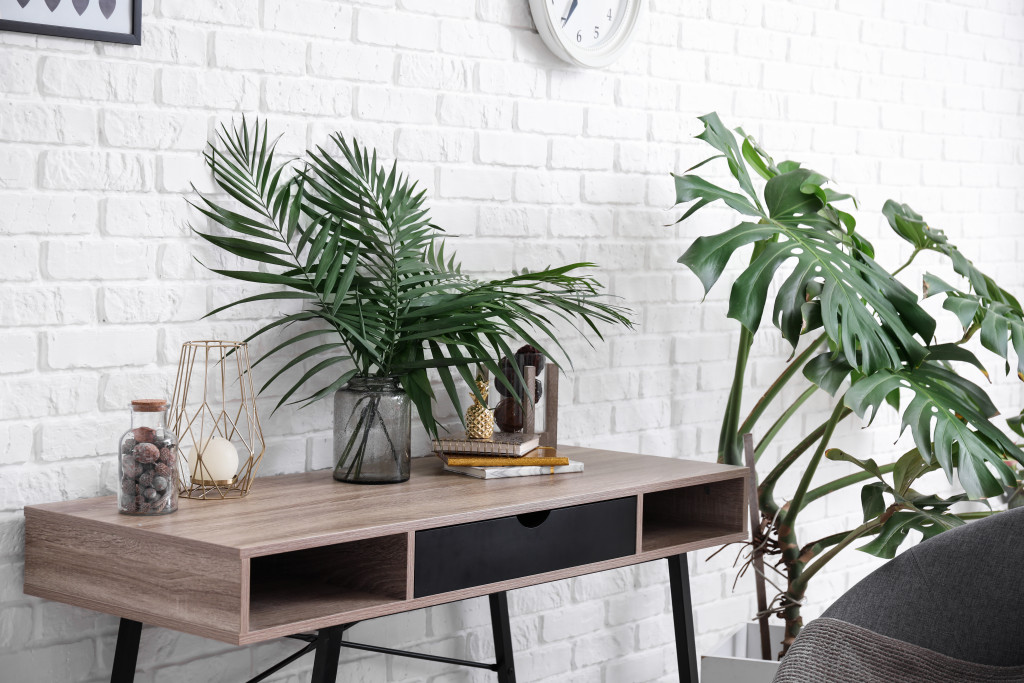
[561,0,578,27]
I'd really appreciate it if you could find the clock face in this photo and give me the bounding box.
[545,0,629,51]
[529,0,643,68]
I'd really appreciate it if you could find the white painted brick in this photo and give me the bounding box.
[262,76,352,117]
[0,240,39,281]
[0,102,96,145]
[478,205,547,238]
[400,0,475,18]
[0,285,94,327]
[549,207,613,238]
[102,110,209,150]
[40,57,154,102]
[0,425,33,466]
[587,107,648,140]
[102,24,208,66]
[550,70,616,104]
[396,128,473,162]
[517,100,585,136]
[397,54,471,91]
[357,87,436,124]
[550,138,614,170]
[479,63,546,98]
[439,168,513,200]
[358,8,439,51]
[215,31,306,74]
[440,94,514,129]
[47,328,158,369]
[264,0,352,37]
[0,148,35,190]
[514,171,579,204]
[478,132,548,166]
[45,241,155,280]
[105,196,188,238]
[160,68,261,110]
[162,0,259,26]
[439,19,513,59]
[310,43,394,81]
[584,173,648,204]
[0,51,36,94]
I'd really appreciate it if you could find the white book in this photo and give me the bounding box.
[443,459,584,479]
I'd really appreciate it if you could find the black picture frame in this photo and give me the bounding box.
[0,0,141,45]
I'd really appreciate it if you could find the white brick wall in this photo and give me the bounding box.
[2,0,1024,680]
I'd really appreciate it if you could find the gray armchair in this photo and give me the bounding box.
[773,507,1024,682]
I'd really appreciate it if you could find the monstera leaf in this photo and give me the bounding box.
[675,115,936,375]
[885,201,1024,380]
[844,361,1022,498]
[826,447,971,558]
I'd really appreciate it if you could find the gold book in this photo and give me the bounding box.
[436,452,569,467]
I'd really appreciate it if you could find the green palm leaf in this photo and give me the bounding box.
[191,118,633,437]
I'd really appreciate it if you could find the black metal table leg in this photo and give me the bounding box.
[489,592,516,683]
[110,618,142,683]
[310,625,345,683]
[668,553,699,683]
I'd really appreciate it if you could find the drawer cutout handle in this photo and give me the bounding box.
[516,510,550,528]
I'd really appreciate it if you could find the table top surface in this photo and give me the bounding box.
[26,447,746,558]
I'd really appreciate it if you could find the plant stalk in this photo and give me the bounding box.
[781,396,847,530]
[739,334,826,439]
[719,325,754,466]
[754,385,818,461]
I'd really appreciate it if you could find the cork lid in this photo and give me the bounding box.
[131,399,168,412]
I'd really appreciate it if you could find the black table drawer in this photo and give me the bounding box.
[414,496,636,598]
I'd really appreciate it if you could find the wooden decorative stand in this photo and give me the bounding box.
[23,447,747,682]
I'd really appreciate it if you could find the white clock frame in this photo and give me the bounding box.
[528,0,645,69]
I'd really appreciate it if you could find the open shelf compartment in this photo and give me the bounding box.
[642,477,745,553]
[248,533,407,632]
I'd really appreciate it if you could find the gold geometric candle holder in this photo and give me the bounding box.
[169,341,265,500]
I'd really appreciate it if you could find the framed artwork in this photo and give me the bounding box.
[0,0,141,45]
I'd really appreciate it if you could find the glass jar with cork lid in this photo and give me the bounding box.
[117,399,179,515]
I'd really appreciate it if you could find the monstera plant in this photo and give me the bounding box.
[673,113,1024,653]
[191,120,632,483]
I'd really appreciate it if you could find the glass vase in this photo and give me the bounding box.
[118,399,179,515]
[333,376,411,484]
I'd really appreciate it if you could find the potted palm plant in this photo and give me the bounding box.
[672,114,1024,677]
[191,120,632,484]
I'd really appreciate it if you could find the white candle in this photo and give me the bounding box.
[187,436,239,483]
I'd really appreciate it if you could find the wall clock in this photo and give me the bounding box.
[529,0,644,68]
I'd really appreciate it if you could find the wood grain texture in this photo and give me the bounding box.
[24,448,747,645]
[540,364,558,449]
[26,449,745,557]
[641,477,747,553]
[249,534,406,632]
[23,508,243,642]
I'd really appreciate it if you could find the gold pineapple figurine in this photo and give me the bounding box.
[465,371,494,440]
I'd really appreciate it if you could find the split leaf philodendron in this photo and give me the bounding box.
[673,113,1024,655]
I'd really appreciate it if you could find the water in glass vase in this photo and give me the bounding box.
[333,376,411,484]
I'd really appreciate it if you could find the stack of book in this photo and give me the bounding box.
[432,432,583,479]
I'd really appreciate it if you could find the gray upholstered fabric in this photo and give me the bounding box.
[771,507,1024,682]
[773,618,1024,683]
[823,507,1024,666]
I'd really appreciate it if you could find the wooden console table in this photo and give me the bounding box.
[24,447,747,682]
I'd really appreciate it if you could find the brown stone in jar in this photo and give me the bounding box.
[138,471,154,488]
[120,478,138,496]
[158,447,177,466]
[143,487,159,502]
[133,442,160,464]
[133,427,157,444]
[154,462,172,478]
[122,460,143,480]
